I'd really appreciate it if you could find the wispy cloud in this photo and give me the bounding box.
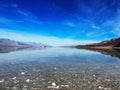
[17,9,30,16]
[10,3,18,8]
[9,3,38,21]
[103,9,120,37]
[90,24,100,29]
[0,16,19,26]
[0,28,98,46]
[112,10,120,36]
[63,21,77,27]
[0,14,40,29]
[0,0,117,42]
[0,16,12,23]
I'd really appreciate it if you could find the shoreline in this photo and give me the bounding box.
[76,46,120,50]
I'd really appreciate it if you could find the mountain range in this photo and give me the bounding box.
[76,37,120,49]
[0,38,49,48]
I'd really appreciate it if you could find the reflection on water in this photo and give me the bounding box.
[0,47,26,53]
[82,48,120,59]
[0,47,120,90]
[0,47,46,53]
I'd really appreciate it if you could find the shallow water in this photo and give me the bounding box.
[0,47,120,90]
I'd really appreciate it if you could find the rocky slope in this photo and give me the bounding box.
[76,37,120,49]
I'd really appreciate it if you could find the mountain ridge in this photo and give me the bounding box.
[0,38,49,48]
[76,37,120,49]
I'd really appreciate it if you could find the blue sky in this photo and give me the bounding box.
[0,0,120,46]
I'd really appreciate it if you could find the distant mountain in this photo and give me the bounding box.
[0,38,49,48]
[76,37,120,49]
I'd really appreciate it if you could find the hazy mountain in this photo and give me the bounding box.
[0,38,49,48]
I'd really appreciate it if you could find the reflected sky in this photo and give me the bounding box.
[0,47,119,64]
[0,47,120,90]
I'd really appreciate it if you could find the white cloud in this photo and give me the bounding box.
[0,28,98,46]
